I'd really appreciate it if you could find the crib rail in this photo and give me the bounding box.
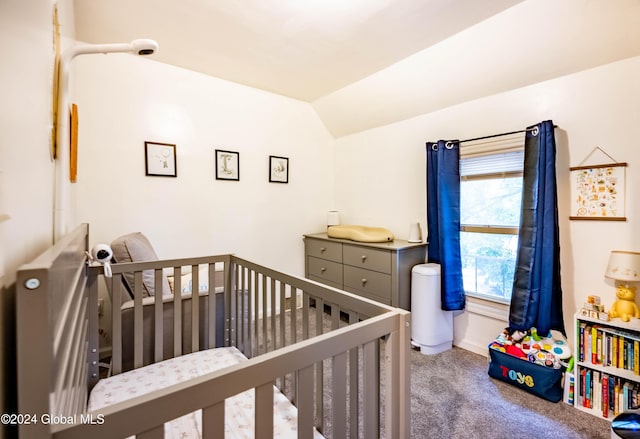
[16,224,410,438]
[16,224,98,439]
[94,254,410,438]
[101,254,231,374]
[104,255,395,375]
[53,309,410,439]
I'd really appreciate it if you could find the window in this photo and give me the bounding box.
[460,150,524,303]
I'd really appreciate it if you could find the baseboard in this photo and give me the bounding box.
[454,340,488,358]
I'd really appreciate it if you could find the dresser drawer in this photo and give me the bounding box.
[306,239,342,262]
[343,266,391,299]
[307,256,343,285]
[343,245,390,273]
[308,275,342,291]
[343,286,391,306]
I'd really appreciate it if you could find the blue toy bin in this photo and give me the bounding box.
[488,346,565,402]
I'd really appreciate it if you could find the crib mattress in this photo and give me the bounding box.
[88,347,322,438]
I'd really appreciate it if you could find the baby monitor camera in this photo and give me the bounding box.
[91,244,113,277]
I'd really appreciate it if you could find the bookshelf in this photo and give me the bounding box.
[574,312,640,420]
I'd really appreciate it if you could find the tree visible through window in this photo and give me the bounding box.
[460,150,524,303]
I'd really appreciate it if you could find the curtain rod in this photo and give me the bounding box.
[458,125,557,144]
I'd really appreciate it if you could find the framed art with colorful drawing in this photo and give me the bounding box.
[569,162,626,221]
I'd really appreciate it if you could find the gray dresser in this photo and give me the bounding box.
[303,233,427,310]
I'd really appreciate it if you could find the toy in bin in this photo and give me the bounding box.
[490,327,571,369]
[488,327,569,402]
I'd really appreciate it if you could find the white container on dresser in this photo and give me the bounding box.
[303,233,427,310]
[574,311,640,420]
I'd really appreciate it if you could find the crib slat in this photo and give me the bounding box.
[236,265,241,349]
[279,280,285,349]
[133,271,143,369]
[235,263,241,349]
[255,383,274,439]
[154,270,163,363]
[289,287,298,405]
[278,280,286,391]
[332,350,348,438]
[229,263,238,348]
[111,274,123,375]
[363,339,380,438]
[136,424,163,439]
[243,267,248,355]
[208,263,217,349]
[253,270,259,357]
[173,266,182,357]
[349,311,359,437]
[297,364,314,439]
[261,273,267,354]
[290,286,297,345]
[314,297,324,433]
[302,293,309,340]
[331,303,340,330]
[202,401,225,439]
[191,264,200,352]
[270,277,276,352]
[315,297,324,337]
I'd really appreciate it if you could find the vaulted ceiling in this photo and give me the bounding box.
[72,0,640,136]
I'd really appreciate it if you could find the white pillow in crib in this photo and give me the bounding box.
[167,265,221,295]
[178,267,208,294]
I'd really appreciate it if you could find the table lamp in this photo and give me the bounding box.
[606,250,640,322]
[605,251,640,286]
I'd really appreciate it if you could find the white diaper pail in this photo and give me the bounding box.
[410,263,453,355]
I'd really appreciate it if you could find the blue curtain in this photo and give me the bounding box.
[509,120,565,335]
[426,140,465,311]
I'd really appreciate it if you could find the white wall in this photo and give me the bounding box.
[0,0,57,435]
[72,54,334,276]
[333,56,640,354]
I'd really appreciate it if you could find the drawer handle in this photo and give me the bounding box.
[321,267,327,273]
[361,278,367,285]
[361,255,367,262]
[320,247,326,253]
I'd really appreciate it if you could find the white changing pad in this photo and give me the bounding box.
[89,347,322,438]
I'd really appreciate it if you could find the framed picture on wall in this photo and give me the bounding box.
[269,155,288,183]
[215,149,240,181]
[145,141,177,177]
[569,162,627,221]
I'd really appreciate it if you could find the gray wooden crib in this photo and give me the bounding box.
[16,224,411,438]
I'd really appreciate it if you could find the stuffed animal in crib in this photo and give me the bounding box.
[608,285,640,322]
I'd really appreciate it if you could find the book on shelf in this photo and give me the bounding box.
[578,322,640,375]
[602,374,609,418]
[578,369,640,417]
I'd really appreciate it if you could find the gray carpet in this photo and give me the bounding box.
[280,305,612,438]
[409,345,611,439]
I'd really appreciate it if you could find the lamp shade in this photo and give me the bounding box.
[605,251,640,282]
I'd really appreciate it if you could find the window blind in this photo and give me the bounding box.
[460,150,524,177]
